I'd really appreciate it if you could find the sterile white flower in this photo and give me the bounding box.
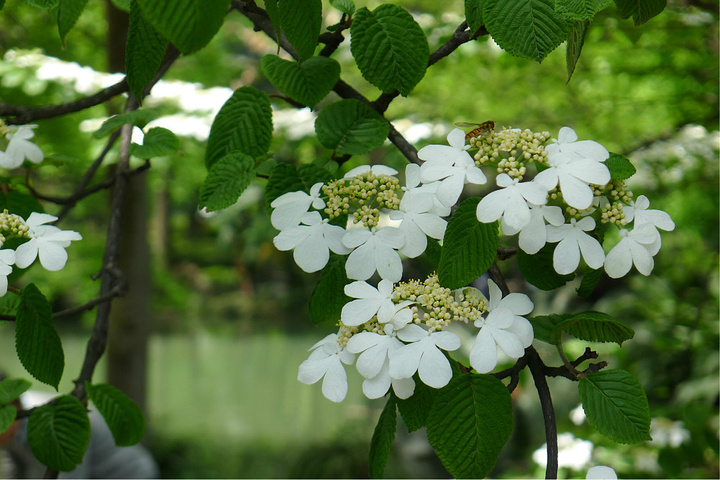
[343,226,405,282]
[534,127,610,210]
[400,164,451,216]
[476,173,548,230]
[297,333,356,403]
[546,217,605,275]
[469,280,534,373]
[418,128,472,167]
[0,125,43,169]
[533,432,593,470]
[272,211,350,273]
[14,213,82,271]
[343,164,398,179]
[586,466,618,480]
[389,201,447,258]
[502,203,564,254]
[624,195,674,255]
[0,249,15,296]
[341,279,409,326]
[603,223,658,278]
[389,323,461,389]
[270,182,325,230]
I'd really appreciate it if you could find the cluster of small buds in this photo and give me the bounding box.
[600,201,628,226]
[565,205,595,219]
[393,274,488,331]
[336,323,359,347]
[607,180,634,204]
[473,128,551,179]
[322,171,401,227]
[0,210,29,239]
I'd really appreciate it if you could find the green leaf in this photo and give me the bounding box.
[614,0,666,25]
[261,55,340,108]
[205,86,273,168]
[483,0,570,62]
[309,255,351,326]
[369,394,396,479]
[396,377,438,432]
[555,0,612,20]
[579,369,651,443]
[278,0,322,62]
[264,163,334,209]
[130,127,179,158]
[438,198,498,289]
[0,378,32,405]
[0,293,20,316]
[0,405,16,434]
[566,19,590,82]
[15,284,64,389]
[0,0,5,10]
[517,243,575,290]
[86,383,145,446]
[111,0,131,11]
[577,267,603,297]
[93,109,159,139]
[25,0,58,8]
[330,0,354,15]
[135,0,230,54]
[264,0,283,51]
[126,0,167,102]
[315,99,389,155]
[28,395,90,472]
[350,4,429,95]
[199,152,256,212]
[528,313,570,344]
[57,0,89,46]
[550,311,634,345]
[465,0,485,32]
[0,185,44,221]
[606,152,636,180]
[427,374,513,478]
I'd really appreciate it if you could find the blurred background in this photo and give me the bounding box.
[0,0,717,477]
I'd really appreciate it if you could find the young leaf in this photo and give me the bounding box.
[396,377,438,432]
[15,284,64,389]
[350,4,429,95]
[126,0,167,102]
[265,163,304,209]
[465,0,485,32]
[27,395,90,472]
[205,86,273,168]
[309,255,351,326]
[199,151,256,212]
[135,0,230,54]
[130,127,179,158]
[438,198,498,289]
[483,0,570,63]
[555,0,612,20]
[427,374,513,478]
[261,55,340,108]
[528,313,570,344]
[57,0,89,46]
[606,152,637,180]
[277,0,322,62]
[93,109,159,139]
[0,293,20,316]
[566,19,590,82]
[577,267,603,297]
[330,0,354,15]
[369,394,397,479]
[517,243,575,290]
[614,0,666,26]
[550,311,634,345]
[86,383,145,446]
[314,99,389,155]
[0,405,16,434]
[579,369,651,443]
[0,377,32,405]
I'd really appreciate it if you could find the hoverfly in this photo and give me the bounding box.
[454,121,495,141]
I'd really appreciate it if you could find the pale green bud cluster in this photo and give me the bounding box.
[322,171,401,228]
[0,210,29,244]
[472,128,551,180]
[337,323,359,347]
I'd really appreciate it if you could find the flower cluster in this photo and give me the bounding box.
[0,123,43,169]
[298,275,534,402]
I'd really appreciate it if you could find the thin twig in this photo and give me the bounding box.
[492,354,530,393]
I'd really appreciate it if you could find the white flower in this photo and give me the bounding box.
[346,324,415,399]
[534,127,610,210]
[476,173,548,230]
[270,182,325,230]
[604,223,658,278]
[586,466,618,480]
[343,164,398,179]
[389,323,461,389]
[418,128,487,207]
[343,226,405,282]
[546,217,605,274]
[272,211,350,273]
[341,279,408,326]
[14,213,82,271]
[533,432,593,470]
[502,203,565,255]
[401,164,451,217]
[469,280,534,373]
[298,333,356,403]
[389,181,448,258]
[625,195,674,255]
[0,125,43,169]
[0,249,15,296]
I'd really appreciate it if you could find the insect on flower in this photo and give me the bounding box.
[455,121,495,140]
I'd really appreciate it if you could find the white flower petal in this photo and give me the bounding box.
[469,329,498,373]
[418,346,453,388]
[553,237,581,275]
